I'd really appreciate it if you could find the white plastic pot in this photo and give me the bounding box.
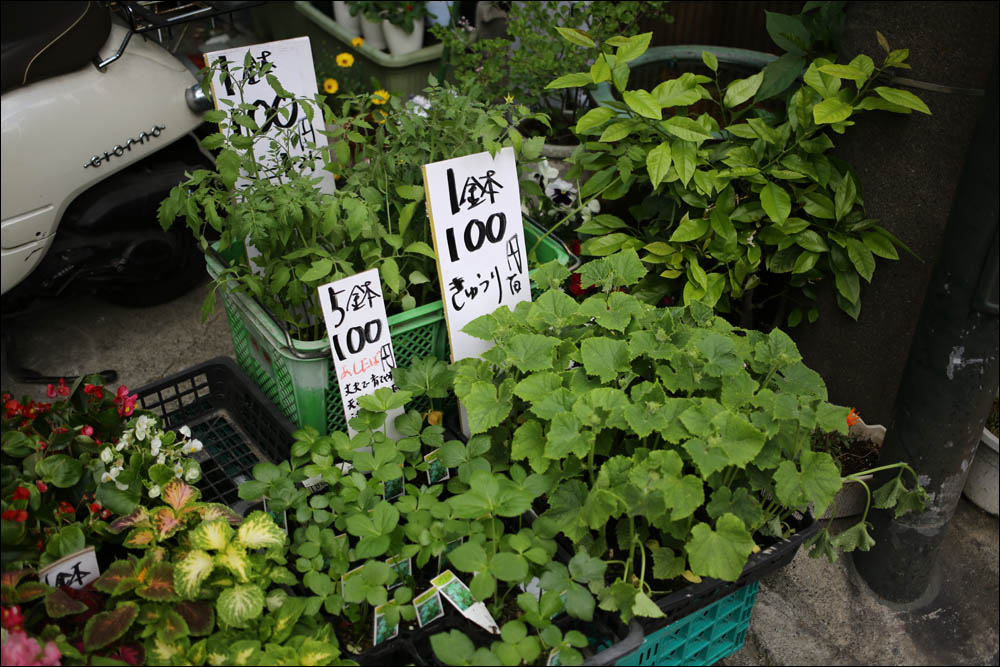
[360,15,387,51]
[332,1,361,35]
[383,17,424,57]
[963,427,999,515]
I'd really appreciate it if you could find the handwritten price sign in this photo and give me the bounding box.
[204,37,335,194]
[423,147,531,362]
[318,269,402,437]
[38,546,100,589]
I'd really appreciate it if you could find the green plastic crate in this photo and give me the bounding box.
[208,221,575,434]
[616,583,758,666]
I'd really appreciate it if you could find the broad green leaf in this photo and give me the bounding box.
[765,10,809,54]
[669,215,709,243]
[545,412,592,460]
[794,230,829,253]
[723,72,764,108]
[555,26,595,47]
[646,142,673,189]
[860,230,899,259]
[846,239,876,282]
[599,121,633,143]
[490,553,529,582]
[449,542,489,573]
[576,107,616,134]
[756,53,806,102]
[773,450,843,515]
[686,514,755,581]
[834,173,857,221]
[760,182,791,224]
[813,98,853,124]
[702,50,718,72]
[580,337,630,384]
[298,259,333,283]
[506,334,561,373]
[546,72,593,89]
[874,87,931,114]
[216,584,265,628]
[832,521,876,552]
[463,381,513,434]
[623,90,661,120]
[792,250,819,274]
[672,140,697,187]
[661,117,714,142]
[818,64,870,83]
[615,32,652,63]
[632,592,665,618]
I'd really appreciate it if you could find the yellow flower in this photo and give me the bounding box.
[373,108,389,124]
[323,78,339,94]
[336,52,355,68]
[504,93,515,104]
[371,89,390,105]
[351,36,364,48]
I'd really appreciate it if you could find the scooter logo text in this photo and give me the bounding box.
[83,125,167,169]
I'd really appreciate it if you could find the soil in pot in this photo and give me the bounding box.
[812,429,881,477]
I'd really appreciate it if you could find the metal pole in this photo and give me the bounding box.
[853,58,999,603]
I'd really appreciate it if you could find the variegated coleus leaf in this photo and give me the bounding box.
[236,511,286,551]
[214,543,252,583]
[144,632,190,665]
[162,478,200,513]
[136,561,178,602]
[93,559,139,596]
[83,601,139,652]
[298,637,342,666]
[152,507,184,541]
[198,502,242,525]
[109,506,149,534]
[216,585,265,629]
[176,600,215,636]
[124,527,156,549]
[174,549,215,599]
[189,518,234,551]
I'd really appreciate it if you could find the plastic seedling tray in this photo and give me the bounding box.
[134,357,296,513]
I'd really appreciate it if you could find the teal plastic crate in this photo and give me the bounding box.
[208,221,576,435]
[616,583,758,666]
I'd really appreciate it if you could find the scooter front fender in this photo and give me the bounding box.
[1,24,205,295]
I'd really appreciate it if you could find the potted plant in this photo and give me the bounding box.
[432,1,675,151]
[542,28,930,329]
[350,0,389,50]
[160,59,572,435]
[964,391,999,515]
[333,0,361,35]
[447,251,928,627]
[382,1,431,57]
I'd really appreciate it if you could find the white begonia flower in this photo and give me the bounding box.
[149,484,161,499]
[115,431,131,451]
[101,472,113,483]
[179,425,192,438]
[184,466,199,482]
[150,436,161,457]
[134,415,154,441]
[157,453,166,465]
[174,463,184,478]
[115,479,129,491]
[100,447,114,464]
[182,439,203,455]
[101,465,124,485]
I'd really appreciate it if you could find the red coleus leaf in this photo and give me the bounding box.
[83,601,139,652]
[15,581,48,604]
[175,600,215,637]
[162,479,200,513]
[152,507,184,541]
[135,562,178,602]
[45,587,89,618]
[109,506,148,534]
[93,560,139,596]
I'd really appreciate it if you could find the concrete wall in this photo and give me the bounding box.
[791,1,998,424]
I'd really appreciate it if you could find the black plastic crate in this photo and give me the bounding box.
[134,357,296,511]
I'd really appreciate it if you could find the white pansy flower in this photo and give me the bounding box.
[100,447,114,464]
[179,425,192,438]
[150,436,161,457]
[537,158,559,183]
[149,484,161,499]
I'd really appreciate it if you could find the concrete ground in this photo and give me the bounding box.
[2,278,998,666]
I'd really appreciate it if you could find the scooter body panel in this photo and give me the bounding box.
[1,24,204,294]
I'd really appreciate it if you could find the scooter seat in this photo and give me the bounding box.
[1,0,110,95]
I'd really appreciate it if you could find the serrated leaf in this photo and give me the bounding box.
[580,337,630,384]
[831,521,876,552]
[237,511,286,550]
[217,584,265,628]
[174,549,215,599]
[83,602,138,652]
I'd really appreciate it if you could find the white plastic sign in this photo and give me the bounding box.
[423,147,531,362]
[204,37,335,194]
[318,269,402,437]
[38,546,100,589]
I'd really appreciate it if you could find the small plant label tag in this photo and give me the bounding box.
[438,536,464,569]
[431,570,500,634]
[203,37,336,194]
[424,449,450,485]
[546,648,564,666]
[423,147,531,434]
[386,555,412,589]
[261,497,289,533]
[413,587,446,628]
[383,470,404,500]
[341,564,365,594]
[373,604,399,645]
[318,268,403,439]
[38,546,100,589]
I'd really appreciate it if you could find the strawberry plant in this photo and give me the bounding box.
[451,252,927,623]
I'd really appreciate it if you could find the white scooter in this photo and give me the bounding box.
[0,1,256,309]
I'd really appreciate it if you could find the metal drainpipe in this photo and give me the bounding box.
[852,58,999,603]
